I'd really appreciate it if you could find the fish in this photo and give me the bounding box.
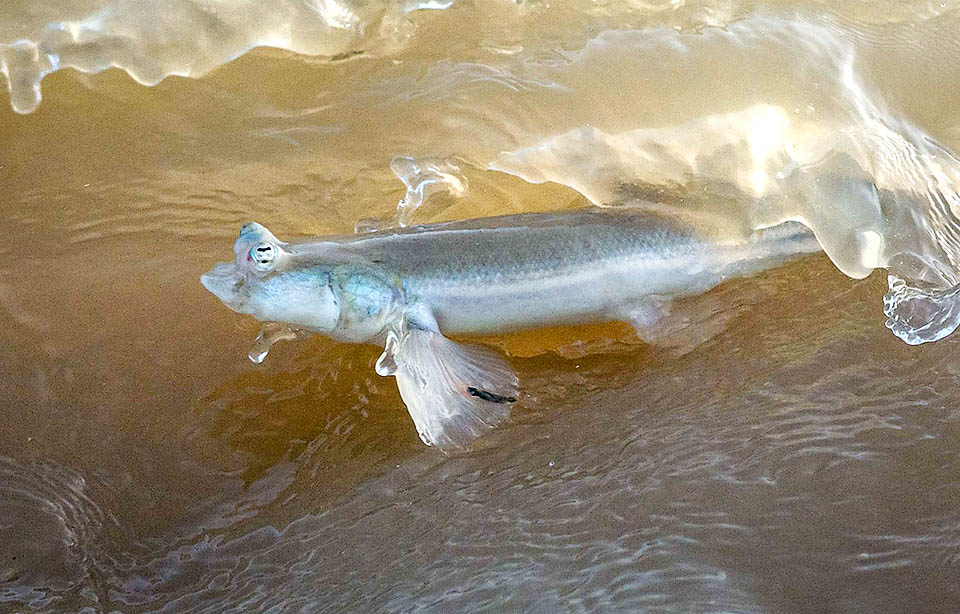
[201,203,821,448]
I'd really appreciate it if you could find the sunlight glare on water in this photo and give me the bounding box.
[4,0,960,612]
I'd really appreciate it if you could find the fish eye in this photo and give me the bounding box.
[249,242,277,272]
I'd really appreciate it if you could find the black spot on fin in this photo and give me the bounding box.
[467,386,516,404]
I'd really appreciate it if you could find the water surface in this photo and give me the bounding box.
[3,1,960,612]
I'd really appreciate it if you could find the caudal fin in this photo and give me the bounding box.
[750,220,822,257]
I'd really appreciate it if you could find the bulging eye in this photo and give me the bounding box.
[249,242,277,271]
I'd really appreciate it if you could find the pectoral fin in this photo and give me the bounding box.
[376,310,519,448]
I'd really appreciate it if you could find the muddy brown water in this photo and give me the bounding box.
[4,1,960,612]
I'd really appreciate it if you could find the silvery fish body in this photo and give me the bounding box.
[202,204,820,447]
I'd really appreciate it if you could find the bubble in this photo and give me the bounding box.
[248,323,301,364]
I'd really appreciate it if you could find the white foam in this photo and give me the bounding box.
[0,0,414,114]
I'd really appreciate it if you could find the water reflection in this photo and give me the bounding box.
[5,0,960,611]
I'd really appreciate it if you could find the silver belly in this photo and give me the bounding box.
[403,249,725,335]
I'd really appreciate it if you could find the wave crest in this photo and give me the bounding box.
[0,0,427,114]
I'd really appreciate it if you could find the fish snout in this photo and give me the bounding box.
[201,262,243,306]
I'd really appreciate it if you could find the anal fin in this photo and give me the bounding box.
[617,292,750,356]
[618,299,673,344]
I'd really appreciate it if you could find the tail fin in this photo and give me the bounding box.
[750,220,822,256]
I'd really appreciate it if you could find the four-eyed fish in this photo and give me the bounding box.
[201,203,820,447]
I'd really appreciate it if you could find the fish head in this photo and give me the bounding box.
[201,222,341,333]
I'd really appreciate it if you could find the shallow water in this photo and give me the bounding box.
[4,1,960,612]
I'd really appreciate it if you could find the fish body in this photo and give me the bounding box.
[327,207,815,335]
[202,204,820,447]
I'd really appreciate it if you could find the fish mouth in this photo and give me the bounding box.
[200,262,244,309]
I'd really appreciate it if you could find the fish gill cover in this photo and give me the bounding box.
[5,0,960,344]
